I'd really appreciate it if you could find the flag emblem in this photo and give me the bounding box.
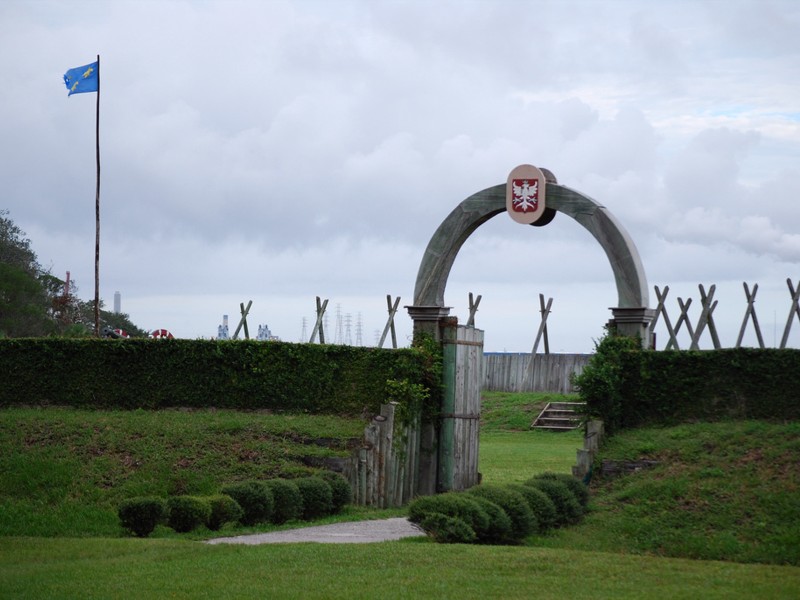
[64,61,99,96]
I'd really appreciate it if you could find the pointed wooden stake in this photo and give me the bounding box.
[378,295,401,348]
[466,292,482,327]
[780,279,800,348]
[309,296,329,343]
[736,282,765,348]
[232,300,252,340]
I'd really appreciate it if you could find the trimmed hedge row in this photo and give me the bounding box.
[574,334,800,433]
[408,473,589,545]
[118,472,353,537]
[0,338,436,414]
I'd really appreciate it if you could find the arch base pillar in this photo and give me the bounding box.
[407,305,453,343]
[608,307,656,348]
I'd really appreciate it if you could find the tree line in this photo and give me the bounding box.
[0,210,146,337]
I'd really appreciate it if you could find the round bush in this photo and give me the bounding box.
[468,496,513,544]
[295,477,333,520]
[220,481,274,525]
[525,479,582,526]
[167,495,212,533]
[408,493,490,537]
[206,494,244,531]
[420,513,477,544]
[264,479,303,524]
[318,471,353,513]
[506,483,558,533]
[467,485,537,543]
[118,497,168,538]
[530,472,590,509]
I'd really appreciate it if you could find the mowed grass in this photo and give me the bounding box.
[2,394,800,597]
[3,537,799,599]
[479,391,583,484]
[479,391,582,484]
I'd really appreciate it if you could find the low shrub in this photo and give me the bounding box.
[420,513,477,544]
[531,472,590,509]
[467,485,536,543]
[318,471,353,513]
[167,496,212,533]
[408,493,490,537]
[264,479,303,524]
[220,481,274,525]
[468,496,513,544]
[506,483,558,533]
[525,479,582,526]
[295,477,333,520]
[206,494,244,531]
[118,497,168,538]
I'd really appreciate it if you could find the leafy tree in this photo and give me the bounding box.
[0,210,52,336]
[0,209,38,274]
[0,210,147,338]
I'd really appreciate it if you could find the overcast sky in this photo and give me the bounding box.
[2,0,799,351]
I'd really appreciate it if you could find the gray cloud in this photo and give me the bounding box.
[2,0,799,350]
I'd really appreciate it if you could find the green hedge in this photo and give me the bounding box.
[575,335,800,432]
[0,339,435,415]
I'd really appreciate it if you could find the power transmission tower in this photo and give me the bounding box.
[344,313,353,345]
[334,303,343,345]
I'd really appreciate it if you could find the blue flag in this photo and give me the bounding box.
[64,61,98,96]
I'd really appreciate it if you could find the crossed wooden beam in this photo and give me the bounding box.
[651,279,800,349]
[650,284,721,350]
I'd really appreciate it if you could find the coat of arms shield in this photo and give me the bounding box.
[506,164,547,224]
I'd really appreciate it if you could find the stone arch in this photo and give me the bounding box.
[407,182,654,344]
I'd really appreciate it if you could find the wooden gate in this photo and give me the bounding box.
[440,323,484,491]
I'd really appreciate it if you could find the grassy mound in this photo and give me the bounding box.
[0,407,363,537]
[533,420,800,565]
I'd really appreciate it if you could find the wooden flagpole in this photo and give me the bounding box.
[94,54,101,336]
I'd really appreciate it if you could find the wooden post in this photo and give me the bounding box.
[736,282,765,348]
[672,297,694,350]
[691,284,719,350]
[232,300,252,340]
[651,286,679,350]
[524,296,552,389]
[309,297,328,343]
[780,279,800,348]
[466,292,482,327]
[539,293,551,354]
[378,295,401,349]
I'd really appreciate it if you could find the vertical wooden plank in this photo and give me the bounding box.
[439,321,457,492]
[381,403,396,508]
[357,447,367,505]
[364,421,378,506]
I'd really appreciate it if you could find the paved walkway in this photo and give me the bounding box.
[205,517,425,545]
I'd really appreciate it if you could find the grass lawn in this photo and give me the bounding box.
[1,393,799,597]
[479,390,583,483]
[478,430,582,484]
[2,537,799,599]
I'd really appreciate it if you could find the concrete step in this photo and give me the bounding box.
[530,401,586,431]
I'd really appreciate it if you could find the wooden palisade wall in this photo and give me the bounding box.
[483,352,591,393]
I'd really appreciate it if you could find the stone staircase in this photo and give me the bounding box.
[531,401,585,431]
